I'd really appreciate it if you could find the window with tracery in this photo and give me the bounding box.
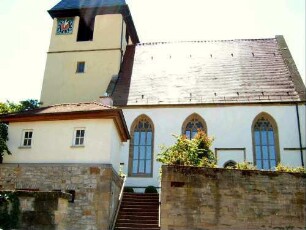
[253,115,278,170]
[182,114,207,139]
[129,115,154,177]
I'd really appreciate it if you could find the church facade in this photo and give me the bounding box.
[1,0,305,189]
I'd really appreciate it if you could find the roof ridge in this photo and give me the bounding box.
[136,37,277,46]
[44,101,116,110]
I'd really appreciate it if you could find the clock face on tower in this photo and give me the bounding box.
[56,18,74,35]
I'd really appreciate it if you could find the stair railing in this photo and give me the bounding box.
[109,175,127,230]
[158,186,161,228]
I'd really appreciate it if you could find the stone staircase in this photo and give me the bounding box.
[114,192,160,230]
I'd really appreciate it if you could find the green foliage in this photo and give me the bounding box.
[275,163,306,173]
[0,99,40,114]
[0,192,20,230]
[235,161,256,170]
[0,99,40,159]
[118,164,126,178]
[145,185,158,194]
[0,123,11,157]
[123,187,134,193]
[157,130,217,168]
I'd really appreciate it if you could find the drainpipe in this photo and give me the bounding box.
[120,17,124,63]
[295,103,304,167]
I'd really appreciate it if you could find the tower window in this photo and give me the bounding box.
[76,62,85,73]
[77,17,95,42]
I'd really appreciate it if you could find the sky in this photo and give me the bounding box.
[0,0,305,103]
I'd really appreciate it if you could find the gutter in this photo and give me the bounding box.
[295,103,304,167]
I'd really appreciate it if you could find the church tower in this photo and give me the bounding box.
[40,0,139,106]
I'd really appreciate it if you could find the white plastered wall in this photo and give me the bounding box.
[110,122,124,173]
[121,104,306,187]
[5,119,120,165]
[41,14,127,106]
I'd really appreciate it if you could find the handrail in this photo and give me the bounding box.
[109,175,127,230]
[158,185,161,228]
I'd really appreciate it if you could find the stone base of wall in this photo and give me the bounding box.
[0,163,123,230]
[0,191,70,230]
[161,166,306,230]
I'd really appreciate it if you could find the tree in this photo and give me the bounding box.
[0,99,40,163]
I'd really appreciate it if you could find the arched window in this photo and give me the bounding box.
[182,113,207,139]
[252,113,279,170]
[129,115,154,177]
[223,160,237,168]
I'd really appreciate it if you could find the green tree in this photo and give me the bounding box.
[0,99,40,162]
[157,130,217,168]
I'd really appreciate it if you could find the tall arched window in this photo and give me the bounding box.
[182,113,207,139]
[252,113,279,170]
[129,115,154,177]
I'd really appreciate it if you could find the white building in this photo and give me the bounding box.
[1,0,305,188]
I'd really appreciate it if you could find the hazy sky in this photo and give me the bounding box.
[0,0,305,102]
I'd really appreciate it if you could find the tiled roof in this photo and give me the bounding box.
[112,36,306,106]
[0,102,117,120]
[0,102,130,141]
[2,102,115,116]
[50,0,126,11]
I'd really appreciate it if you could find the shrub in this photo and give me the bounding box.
[157,130,216,168]
[235,161,256,170]
[123,187,134,193]
[275,163,306,173]
[145,186,158,194]
[0,192,20,229]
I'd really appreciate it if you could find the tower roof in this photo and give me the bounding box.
[48,0,139,43]
[50,0,126,11]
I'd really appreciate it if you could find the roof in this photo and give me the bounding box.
[48,0,139,44]
[0,102,130,141]
[111,36,306,106]
[50,0,126,11]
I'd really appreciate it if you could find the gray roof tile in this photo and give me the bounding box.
[112,38,306,105]
[51,0,126,11]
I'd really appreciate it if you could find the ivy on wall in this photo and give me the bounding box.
[0,192,20,230]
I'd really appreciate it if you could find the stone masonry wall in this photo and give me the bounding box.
[0,164,123,230]
[0,191,70,230]
[161,166,306,230]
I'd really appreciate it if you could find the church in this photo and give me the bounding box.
[1,0,305,188]
[0,0,305,228]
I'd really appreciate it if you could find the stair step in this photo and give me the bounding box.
[115,228,160,230]
[117,214,158,220]
[116,218,158,224]
[114,192,160,230]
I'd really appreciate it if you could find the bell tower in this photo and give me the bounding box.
[40,0,139,106]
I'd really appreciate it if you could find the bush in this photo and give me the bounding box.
[235,161,256,170]
[123,187,134,193]
[275,163,305,173]
[157,130,216,168]
[145,186,158,194]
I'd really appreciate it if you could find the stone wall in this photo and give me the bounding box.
[161,166,306,230]
[0,163,123,230]
[0,191,70,230]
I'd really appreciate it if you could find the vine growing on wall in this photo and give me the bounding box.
[0,192,20,230]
